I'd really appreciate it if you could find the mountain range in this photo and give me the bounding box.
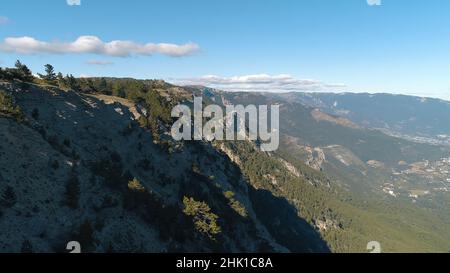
[1,75,450,253]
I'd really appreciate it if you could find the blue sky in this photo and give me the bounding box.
[1,0,450,99]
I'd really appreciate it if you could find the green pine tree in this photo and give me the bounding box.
[38,64,57,85]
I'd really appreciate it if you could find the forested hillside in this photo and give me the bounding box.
[1,62,450,252]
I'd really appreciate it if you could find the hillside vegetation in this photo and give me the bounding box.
[1,62,450,252]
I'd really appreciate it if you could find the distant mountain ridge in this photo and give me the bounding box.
[271,92,450,139]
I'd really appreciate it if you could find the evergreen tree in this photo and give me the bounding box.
[98,78,108,94]
[0,68,15,81]
[183,196,221,239]
[65,74,80,91]
[1,186,17,208]
[21,240,33,253]
[14,60,34,82]
[76,220,94,249]
[38,64,57,85]
[65,173,80,209]
[57,72,65,88]
[0,91,25,121]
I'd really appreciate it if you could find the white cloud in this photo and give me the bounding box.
[0,16,9,25]
[0,36,200,57]
[85,60,114,65]
[176,74,346,92]
[367,0,381,6]
[67,0,81,6]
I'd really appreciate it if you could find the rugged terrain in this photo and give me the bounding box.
[1,78,450,253]
[0,81,330,252]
